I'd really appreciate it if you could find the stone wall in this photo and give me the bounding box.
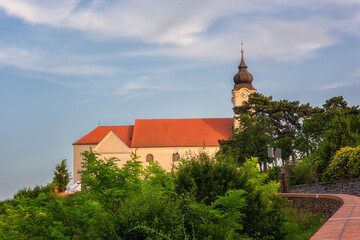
[289,178,360,197]
[280,194,343,217]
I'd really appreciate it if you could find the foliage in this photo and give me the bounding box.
[0,148,295,240]
[174,151,246,205]
[294,112,329,158]
[267,166,279,182]
[289,157,315,186]
[182,190,250,239]
[52,159,71,192]
[234,93,322,164]
[275,136,292,164]
[323,146,360,181]
[13,184,54,199]
[175,152,284,239]
[316,110,360,177]
[218,113,272,169]
[281,207,328,240]
[5,94,359,238]
[79,149,143,213]
[115,188,185,239]
[226,93,360,182]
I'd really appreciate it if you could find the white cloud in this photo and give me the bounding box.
[0,0,247,45]
[0,0,352,46]
[0,0,358,64]
[135,17,336,62]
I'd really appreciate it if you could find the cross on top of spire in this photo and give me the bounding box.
[233,40,254,86]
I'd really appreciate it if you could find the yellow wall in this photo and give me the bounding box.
[73,144,96,182]
[134,146,219,171]
[73,144,219,183]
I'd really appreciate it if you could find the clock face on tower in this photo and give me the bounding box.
[241,91,249,98]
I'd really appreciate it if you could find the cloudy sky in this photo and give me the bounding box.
[1,0,360,200]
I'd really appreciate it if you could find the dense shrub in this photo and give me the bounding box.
[267,166,279,182]
[174,151,246,205]
[289,157,315,186]
[13,184,54,199]
[175,152,284,239]
[323,146,360,181]
[0,148,320,239]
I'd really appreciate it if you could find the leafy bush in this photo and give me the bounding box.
[115,188,185,239]
[174,151,246,205]
[316,110,360,176]
[289,157,315,186]
[13,184,53,199]
[267,166,279,182]
[0,148,308,239]
[323,146,360,181]
[175,152,284,239]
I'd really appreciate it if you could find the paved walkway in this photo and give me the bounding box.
[311,194,360,240]
[281,193,360,240]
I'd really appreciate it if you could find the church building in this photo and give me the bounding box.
[73,49,256,183]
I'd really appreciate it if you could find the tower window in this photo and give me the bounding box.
[146,154,153,162]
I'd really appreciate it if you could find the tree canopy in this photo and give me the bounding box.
[220,93,360,180]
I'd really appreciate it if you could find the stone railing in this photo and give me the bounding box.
[289,179,360,197]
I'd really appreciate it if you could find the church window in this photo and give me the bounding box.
[172,152,180,162]
[146,154,153,162]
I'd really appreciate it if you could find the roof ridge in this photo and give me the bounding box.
[134,117,232,120]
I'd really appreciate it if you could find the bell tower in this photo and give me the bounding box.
[232,42,256,127]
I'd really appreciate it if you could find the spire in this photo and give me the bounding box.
[233,41,253,86]
[239,40,247,68]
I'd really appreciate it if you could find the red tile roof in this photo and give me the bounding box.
[131,118,233,147]
[73,118,233,147]
[73,126,134,146]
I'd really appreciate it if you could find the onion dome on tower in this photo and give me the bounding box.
[233,45,255,91]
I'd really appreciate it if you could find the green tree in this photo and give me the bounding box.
[294,112,329,158]
[232,93,320,164]
[316,110,360,177]
[292,96,360,178]
[52,159,71,192]
[79,148,143,213]
[219,112,272,169]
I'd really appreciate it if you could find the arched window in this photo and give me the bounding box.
[146,154,153,162]
[172,152,180,162]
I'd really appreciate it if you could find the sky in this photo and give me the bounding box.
[0,0,360,200]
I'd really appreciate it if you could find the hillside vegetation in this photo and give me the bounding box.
[0,148,327,239]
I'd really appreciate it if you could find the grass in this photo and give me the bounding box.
[282,207,328,240]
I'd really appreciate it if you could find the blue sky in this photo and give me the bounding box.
[0,0,360,200]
